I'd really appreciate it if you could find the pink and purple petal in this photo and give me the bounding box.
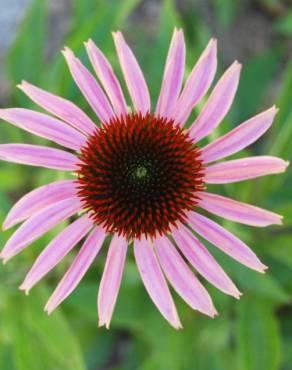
[0,144,79,171]
[187,211,267,272]
[18,81,96,135]
[19,214,93,293]
[3,180,78,230]
[173,38,217,126]
[197,191,283,227]
[98,234,128,328]
[0,197,82,262]
[45,226,106,314]
[201,106,278,163]
[155,236,217,317]
[0,108,87,150]
[172,224,241,298]
[113,31,150,114]
[205,156,289,184]
[189,61,241,143]
[62,47,114,123]
[134,238,182,329]
[85,39,128,116]
[156,29,185,118]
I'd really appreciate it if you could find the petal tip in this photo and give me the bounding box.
[19,284,30,295]
[2,220,10,231]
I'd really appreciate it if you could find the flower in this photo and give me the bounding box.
[0,29,288,329]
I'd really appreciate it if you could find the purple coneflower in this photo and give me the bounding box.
[0,29,288,329]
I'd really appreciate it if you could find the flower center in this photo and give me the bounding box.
[76,112,205,239]
[132,165,148,180]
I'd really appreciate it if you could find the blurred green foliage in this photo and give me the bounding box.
[0,0,292,369]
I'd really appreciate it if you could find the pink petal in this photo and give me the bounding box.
[155,236,217,317]
[205,156,289,184]
[0,108,87,151]
[62,47,114,123]
[98,234,128,328]
[19,214,93,293]
[201,106,278,163]
[113,31,150,114]
[134,238,182,329]
[189,61,241,143]
[155,29,185,118]
[0,144,78,171]
[197,191,283,227]
[172,38,217,126]
[45,226,106,314]
[3,180,77,230]
[0,197,82,262]
[187,211,267,272]
[172,224,241,298]
[85,39,128,116]
[18,81,96,135]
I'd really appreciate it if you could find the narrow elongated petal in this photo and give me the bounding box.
[3,180,77,230]
[187,212,267,272]
[0,108,87,150]
[113,31,150,114]
[0,144,78,171]
[0,198,82,262]
[201,107,278,163]
[173,38,217,125]
[45,226,106,314]
[172,225,241,298]
[19,214,93,293]
[85,39,128,116]
[156,29,185,118]
[62,47,114,123]
[197,191,283,227]
[134,238,182,329]
[155,236,217,317]
[189,61,241,143]
[205,156,289,184]
[98,235,128,328]
[18,81,96,135]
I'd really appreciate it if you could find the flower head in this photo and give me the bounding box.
[0,29,288,329]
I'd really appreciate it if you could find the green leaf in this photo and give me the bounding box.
[5,286,86,370]
[274,11,292,36]
[211,0,239,29]
[236,298,282,370]
[5,0,47,100]
[233,49,279,123]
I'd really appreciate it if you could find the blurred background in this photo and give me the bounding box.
[0,0,292,369]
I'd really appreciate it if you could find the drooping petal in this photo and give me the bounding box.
[0,197,82,262]
[0,144,79,171]
[98,235,128,328]
[155,236,217,317]
[156,29,185,118]
[113,31,150,114]
[189,61,241,143]
[45,226,106,314]
[197,191,283,227]
[19,214,93,293]
[172,224,241,298]
[205,156,289,184]
[85,39,128,116]
[62,47,114,123]
[187,211,267,272]
[0,108,87,150]
[3,180,78,230]
[172,38,217,125]
[134,238,182,329]
[18,81,96,135]
[201,106,278,163]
